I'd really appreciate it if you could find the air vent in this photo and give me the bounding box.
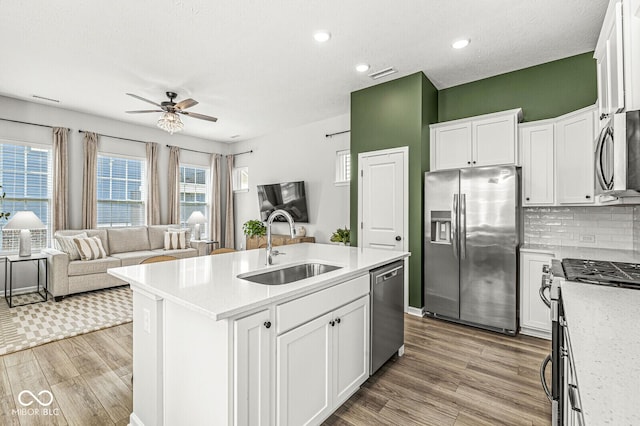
[230,134,241,139]
[368,67,398,80]
[32,95,60,103]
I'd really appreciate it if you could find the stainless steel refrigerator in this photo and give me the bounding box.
[424,165,520,335]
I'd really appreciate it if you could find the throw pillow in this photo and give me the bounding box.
[73,236,107,261]
[55,232,88,261]
[164,231,187,250]
[167,226,192,248]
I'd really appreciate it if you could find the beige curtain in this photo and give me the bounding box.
[209,153,222,242]
[168,146,181,225]
[52,127,68,232]
[146,142,160,225]
[224,155,235,248]
[81,132,98,229]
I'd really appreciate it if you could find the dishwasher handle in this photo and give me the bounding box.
[376,265,403,283]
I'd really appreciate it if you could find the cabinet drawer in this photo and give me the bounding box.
[276,274,369,335]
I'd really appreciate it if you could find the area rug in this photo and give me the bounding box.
[0,286,132,356]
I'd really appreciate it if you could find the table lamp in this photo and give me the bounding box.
[3,211,46,256]
[187,211,206,240]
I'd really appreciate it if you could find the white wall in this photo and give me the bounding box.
[231,113,350,248]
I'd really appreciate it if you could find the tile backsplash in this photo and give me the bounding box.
[524,206,635,250]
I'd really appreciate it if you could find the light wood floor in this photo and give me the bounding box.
[0,315,550,425]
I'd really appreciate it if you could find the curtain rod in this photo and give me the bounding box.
[0,117,70,131]
[325,130,350,138]
[79,130,147,145]
[233,150,253,156]
[166,144,218,156]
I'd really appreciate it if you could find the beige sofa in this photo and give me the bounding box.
[45,225,207,300]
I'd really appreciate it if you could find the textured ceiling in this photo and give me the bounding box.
[0,1,608,142]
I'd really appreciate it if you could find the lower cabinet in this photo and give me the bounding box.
[520,252,554,339]
[276,295,370,426]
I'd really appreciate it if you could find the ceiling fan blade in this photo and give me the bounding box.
[179,111,218,122]
[126,93,162,107]
[175,98,198,110]
[126,110,164,114]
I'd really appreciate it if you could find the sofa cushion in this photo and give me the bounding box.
[55,229,110,255]
[110,250,158,267]
[74,236,107,261]
[55,232,88,260]
[68,256,121,277]
[148,225,171,249]
[108,227,151,254]
[152,247,198,259]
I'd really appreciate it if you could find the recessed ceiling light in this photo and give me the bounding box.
[355,64,370,73]
[452,39,470,49]
[314,31,331,43]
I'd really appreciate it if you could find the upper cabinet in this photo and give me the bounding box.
[520,121,555,206]
[595,0,640,123]
[430,108,522,171]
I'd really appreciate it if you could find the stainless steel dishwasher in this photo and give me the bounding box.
[370,260,405,375]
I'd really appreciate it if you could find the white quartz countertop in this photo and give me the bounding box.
[561,279,640,426]
[520,244,639,263]
[108,243,409,321]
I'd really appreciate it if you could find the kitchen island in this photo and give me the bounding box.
[108,243,409,426]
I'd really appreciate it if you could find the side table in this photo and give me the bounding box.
[195,240,219,254]
[4,253,48,308]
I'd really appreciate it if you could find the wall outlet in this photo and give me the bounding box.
[143,308,151,334]
[579,234,596,243]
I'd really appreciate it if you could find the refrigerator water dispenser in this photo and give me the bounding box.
[430,211,451,244]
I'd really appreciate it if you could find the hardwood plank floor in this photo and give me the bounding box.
[0,315,550,425]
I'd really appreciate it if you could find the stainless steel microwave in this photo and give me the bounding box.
[595,110,640,197]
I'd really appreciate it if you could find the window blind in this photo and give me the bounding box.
[97,154,145,227]
[335,149,351,184]
[179,165,209,234]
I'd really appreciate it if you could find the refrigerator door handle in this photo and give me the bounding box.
[452,194,458,259]
[460,194,467,260]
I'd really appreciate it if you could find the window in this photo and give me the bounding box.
[97,154,145,227]
[0,142,52,250]
[335,150,351,185]
[179,165,209,234]
[233,166,249,192]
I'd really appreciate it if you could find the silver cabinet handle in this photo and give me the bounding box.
[539,278,551,308]
[452,194,458,260]
[460,194,467,260]
[540,354,553,402]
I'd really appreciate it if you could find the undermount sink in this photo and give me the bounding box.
[238,263,342,285]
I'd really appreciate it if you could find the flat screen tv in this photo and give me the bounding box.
[257,181,309,223]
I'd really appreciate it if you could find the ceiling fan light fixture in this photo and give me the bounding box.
[157,112,184,135]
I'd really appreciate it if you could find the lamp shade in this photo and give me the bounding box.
[187,211,206,225]
[3,211,45,229]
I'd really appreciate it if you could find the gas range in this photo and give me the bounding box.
[562,258,640,290]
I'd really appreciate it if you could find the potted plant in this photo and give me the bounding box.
[330,227,350,246]
[243,219,267,249]
[0,185,9,221]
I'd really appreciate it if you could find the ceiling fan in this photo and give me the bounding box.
[125,91,218,134]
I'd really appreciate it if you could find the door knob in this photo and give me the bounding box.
[263,321,271,329]
[395,236,402,241]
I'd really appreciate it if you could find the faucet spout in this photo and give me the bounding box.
[265,209,296,265]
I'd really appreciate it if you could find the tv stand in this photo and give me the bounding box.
[245,234,315,250]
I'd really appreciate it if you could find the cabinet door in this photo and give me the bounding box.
[556,110,595,204]
[595,49,610,124]
[234,309,272,426]
[277,312,332,426]
[521,124,555,205]
[472,113,517,167]
[608,2,625,114]
[432,123,472,170]
[520,254,553,338]
[332,296,369,406]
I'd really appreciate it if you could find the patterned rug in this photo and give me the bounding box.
[0,286,132,355]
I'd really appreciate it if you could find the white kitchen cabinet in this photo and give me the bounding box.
[595,0,625,122]
[520,121,555,205]
[520,252,554,339]
[430,108,522,171]
[556,108,595,204]
[234,309,272,426]
[276,295,369,426]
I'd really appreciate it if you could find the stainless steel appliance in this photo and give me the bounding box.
[424,165,520,335]
[595,110,640,197]
[370,261,404,375]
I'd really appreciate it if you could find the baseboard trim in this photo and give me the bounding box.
[406,306,424,317]
[129,412,144,426]
[520,327,552,340]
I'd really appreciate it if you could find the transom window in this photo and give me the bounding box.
[0,142,52,250]
[97,154,145,227]
[179,165,209,233]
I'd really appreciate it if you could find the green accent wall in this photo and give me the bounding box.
[438,52,597,123]
[350,72,438,308]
